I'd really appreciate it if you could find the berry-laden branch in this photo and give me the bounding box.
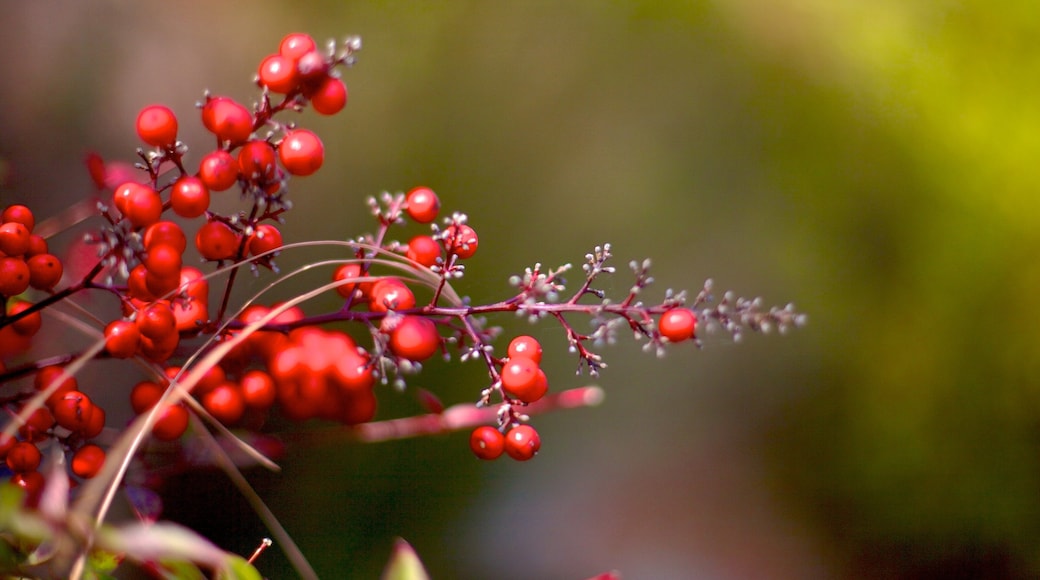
[0,32,805,579]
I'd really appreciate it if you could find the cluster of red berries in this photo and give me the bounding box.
[0,205,63,356]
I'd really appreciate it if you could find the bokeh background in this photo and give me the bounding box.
[3,0,1040,578]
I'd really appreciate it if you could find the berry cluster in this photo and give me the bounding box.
[0,31,804,578]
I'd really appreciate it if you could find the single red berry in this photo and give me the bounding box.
[308,76,348,115]
[369,278,416,312]
[248,224,283,256]
[71,444,105,479]
[406,235,441,267]
[504,425,541,461]
[0,257,31,297]
[388,315,440,362]
[258,53,299,94]
[500,358,548,403]
[240,369,276,409]
[279,33,317,61]
[152,404,189,441]
[121,184,163,229]
[295,50,328,82]
[7,301,41,337]
[658,308,697,343]
[170,176,210,218]
[198,150,239,191]
[26,234,48,257]
[195,220,240,261]
[405,187,440,223]
[136,302,176,341]
[178,266,209,303]
[130,380,165,414]
[469,426,505,460]
[51,390,96,433]
[507,335,543,364]
[6,442,42,473]
[143,221,187,253]
[278,129,324,176]
[0,222,31,256]
[34,366,77,407]
[127,265,156,302]
[202,382,245,425]
[145,270,179,299]
[144,243,183,279]
[332,263,368,299]
[238,140,278,181]
[26,253,63,290]
[1,205,35,232]
[202,97,253,143]
[18,407,55,442]
[136,105,178,147]
[441,224,478,259]
[104,319,141,358]
[81,405,106,439]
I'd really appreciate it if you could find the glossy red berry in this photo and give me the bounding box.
[441,224,478,259]
[195,220,240,261]
[500,357,548,403]
[6,442,41,473]
[369,278,416,312]
[136,105,178,147]
[0,257,31,297]
[202,97,253,144]
[71,444,105,479]
[279,129,324,176]
[26,235,47,257]
[198,150,239,191]
[658,308,697,343]
[388,315,440,362]
[279,33,317,61]
[130,380,165,414]
[238,140,278,181]
[0,222,31,256]
[332,263,367,299]
[404,187,440,223]
[248,224,283,256]
[295,51,328,82]
[258,54,299,94]
[136,302,176,341]
[202,382,245,425]
[469,426,505,460]
[309,76,348,115]
[104,319,141,358]
[26,253,63,290]
[170,176,210,218]
[406,235,441,267]
[507,335,543,364]
[35,366,77,407]
[143,221,187,253]
[152,404,189,441]
[504,425,541,461]
[2,205,35,232]
[7,301,41,337]
[51,390,96,433]
[115,183,162,228]
[144,243,183,279]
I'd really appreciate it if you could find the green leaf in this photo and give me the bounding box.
[380,538,430,580]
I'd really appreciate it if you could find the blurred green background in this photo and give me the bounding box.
[3,0,1040,578]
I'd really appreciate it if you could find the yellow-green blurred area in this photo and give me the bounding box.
[2,0,1040,578]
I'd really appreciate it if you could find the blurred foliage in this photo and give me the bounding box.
[4,0,1040,578]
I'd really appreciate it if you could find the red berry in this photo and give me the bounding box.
[278,129,324,176]
[504,425,541,461]
[500,358,548,403]
[143,221,187,253]
[26,253,63,290]
[136,105,178,147]
[469,426,505,460]
[136,302,176,341]
[0,222,31,256]
[405,187,440,223]
[258,54,299,94]
[0,257,31,297]
[18,407,55,442]
[104,319,141,358]
[195,220,240,261]
[34,366,77,407]
[6,442,41,473]
[295,51,328,82]
[198,150,239,191]
[388,315,440,362]
[279,33,317,61]
[127,265,156,302]
[369,278,416,313]
[144,243,183,279]
[309,76,348,115]
[71,444,105,479]
[2,205,34,232]
[170,176,210,218]
[406,235,441,267]
[202,97,253,143]
[441,224,478,259]
[131,380,165,414]
[658,308,697,343]
[332,263,367,299]
[248,224,283,256]
[52,390,96,433]
[152,404,189,441]
[26,234,48,257]
[238,140,278,181]
[11,471,44,507]
[121,184,163,228]
[81,405,106,439]
[202,382,245,425]
[7,301,41,337]
[507,335,542,364]
[240,369,276,409]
